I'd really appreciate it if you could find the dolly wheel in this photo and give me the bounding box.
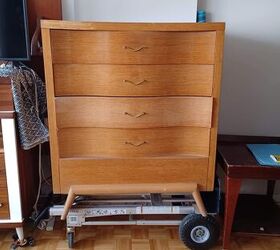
[67,232,74,249]
[179,214,220,250]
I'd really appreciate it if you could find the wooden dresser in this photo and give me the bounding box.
[42,21,225,194]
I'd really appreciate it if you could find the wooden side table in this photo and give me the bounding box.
[217,136,280,250]
[0,77,38,246]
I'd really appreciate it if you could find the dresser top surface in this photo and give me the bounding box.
[41,20,225,31]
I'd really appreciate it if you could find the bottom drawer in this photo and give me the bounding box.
[58,157,209,193]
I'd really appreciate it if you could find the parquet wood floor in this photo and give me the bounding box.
[0,221,280,249]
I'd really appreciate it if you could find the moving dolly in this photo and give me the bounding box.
[50,183,220,249]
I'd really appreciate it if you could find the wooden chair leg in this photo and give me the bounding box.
[192,188,207,217]
[222,177,242,250]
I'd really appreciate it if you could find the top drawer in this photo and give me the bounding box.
[50,30,216,65]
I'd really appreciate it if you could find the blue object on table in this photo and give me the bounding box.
[197,10,206,23]
[247,144,280,166]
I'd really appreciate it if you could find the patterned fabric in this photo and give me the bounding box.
[0,63,49,150]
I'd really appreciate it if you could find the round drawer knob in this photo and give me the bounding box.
[0,203,3,208]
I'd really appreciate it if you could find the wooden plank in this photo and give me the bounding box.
[207,30,225,190]
[56,97,213,129]
[0,134,3,154]
[50,30,216,64]
[41,20,225,31]
[59,157,209,193]
[41,28,61,193]
[58,127,210,158]
[0,154,10,219]
[0,80,14,119]
[54,64,214,97]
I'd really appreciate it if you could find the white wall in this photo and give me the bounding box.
[62,0,280,137]
[62,0,197,22]
[199,0,280,136]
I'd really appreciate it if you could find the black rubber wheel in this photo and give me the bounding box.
[179,214,220,250]
[67,232,74,249]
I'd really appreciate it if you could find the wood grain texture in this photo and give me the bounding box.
[41,28,61,193]
[0,80,14,119]
[0,222,277,250]
[41,20,225,31]
[0,154,9,219]
[54,64,214,97]
[0,134,3,154]
[59,157,208,193]
[27,0,62,37]
[207,30,225,190]
[58,127,210,158]
[56,97,213,129]
[50,30,216,64]
[0,154,7,188]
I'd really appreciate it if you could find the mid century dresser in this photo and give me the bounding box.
[42,21,225,194]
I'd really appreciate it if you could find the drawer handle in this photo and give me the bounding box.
[123,79,147,86]
[125,141,147,147]
[124,112,147,118]
[0,203,3,208]
[124,46,148,52]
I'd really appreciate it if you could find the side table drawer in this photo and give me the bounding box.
[0,154,10,219]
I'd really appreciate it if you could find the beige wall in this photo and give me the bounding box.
[199,0,280,136]
[62,0,197,22]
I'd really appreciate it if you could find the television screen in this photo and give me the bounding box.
[0,0,30,61]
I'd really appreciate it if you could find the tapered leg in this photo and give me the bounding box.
[16,227,24,242]
[222,177,242,250]
[192,188,207,217]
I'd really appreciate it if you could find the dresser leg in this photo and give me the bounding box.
[15,227,24,243]
[192,188,207,217]
[222,177,242,250]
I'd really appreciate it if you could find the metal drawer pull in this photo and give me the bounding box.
[124,46,148,52]
[124,112,147,118]
[123,79,147,86]
[125,141,147,147]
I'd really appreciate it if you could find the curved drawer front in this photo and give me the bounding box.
[54,64,214,97]
[58,127,210,158]
[59,157,209,193]
[56,97,213,129]
[50,30,216,64]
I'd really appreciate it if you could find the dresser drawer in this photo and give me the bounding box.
[59,157,209,193]
[51,30,216,64]
[56,97,213,129]
[58,127,210,158]
[54,64,214,97]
